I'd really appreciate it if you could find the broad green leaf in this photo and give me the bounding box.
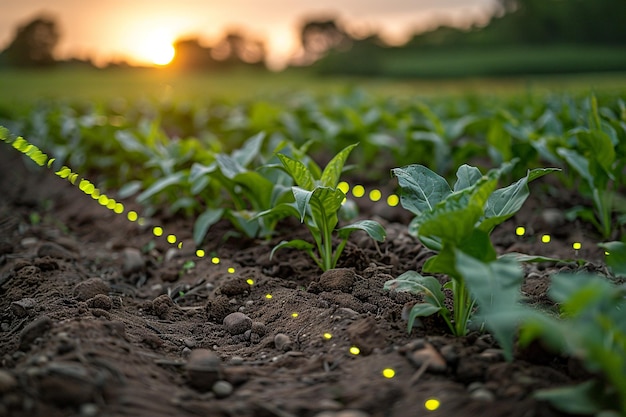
[456,251,524,360]
[270,239,315,260]
[598,241,626,277]
[392,164,452,216]
[137,171,186,203]
[309,187,345,232]
[418,177,496,246]
[549,272,614,315]
[423,245,458,277]
[216,154,244,179]
[454,164,482,192]
[577,129,616,177]
[557,147,594,186]
[233,171,274,209]
[500,253,574,264]
[277,153,315,190]
[338,220,386,242]
[534,380,607,416]
[292,187,313,222]
[383,271,445,307]
[193,208,224,245]
[254,202,300,224]
[320,143,358,188]
[407,303,442,333]
[189,162,216,182]
[232,132,265,167]
[457,229,497,263]
[481,167,559,232]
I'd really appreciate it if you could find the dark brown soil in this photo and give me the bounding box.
[0,149,607,417]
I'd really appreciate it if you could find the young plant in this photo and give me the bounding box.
[557,96,625,239]
[385,160,557,338]
[259,143,386,271]
[500,272,626,416]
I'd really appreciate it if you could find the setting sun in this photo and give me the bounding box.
[144,39,176,66]
[131,28,177,66]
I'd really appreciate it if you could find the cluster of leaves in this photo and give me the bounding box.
[385,160,557,341]
[257,143,385,271]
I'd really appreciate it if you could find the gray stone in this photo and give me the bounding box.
[186,349,222,391]
[223,312,252,335]
[122,248,144,274]
[212,380,233,398]
[274,333,292,352]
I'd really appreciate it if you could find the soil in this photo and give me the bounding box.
[0,148,611,417]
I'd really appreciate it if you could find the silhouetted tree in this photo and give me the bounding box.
[0,16,60,67]
[170,38,215,70]
[299,18,351,63]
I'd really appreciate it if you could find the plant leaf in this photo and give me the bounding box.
[193,208,224,245]
[481,167,559,233]
[534,380,607,416]
[407,303,442,333]
[392,164,452,216]
[309,187,345,232]
[598,241,626,277]
[337,219,386,242]
[137,171,186,203]
[232,132,265,167]
[216,153,244,179]
[277,153,316,190]
[455,250,524,361]
[454,164,483,191]
[320,143,358,188]
[384,271,445,307]
[270,239,315,260]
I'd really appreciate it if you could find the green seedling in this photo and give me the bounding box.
[385,160,557,340]
[557,96,625,239]
[514,272,626,416]
[258,143,386,271]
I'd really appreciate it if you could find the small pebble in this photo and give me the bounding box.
[122,247,144,274]
[80,403,99,417]
[212,380,233,398]
[274,333,292,352]
[229,356,244,366]
[0,370,17,393]
[470,388,495,401]
[223,312,252,335]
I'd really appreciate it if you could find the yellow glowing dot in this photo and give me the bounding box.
[113,203,124,214]
[369,189,382,202]
[323,332,332,340]
[605,251,610,256]
[227,267,235,274]
[573,242,582,250]
[178,242,183,249]
[382,368,395,379]
[127,211,138,222]
[541,234,551,243]
[47,158,55,168]
[352,185,365,198]
[98,195,109,206]
[341,197,347,205]
[84,183,95,195]
[265,294,273,299]
[349,346,360,355]
[424,398,440,411]
[387,194,399,207]
[106,199,117,210]
[246,278,254,285]
[291,312,299,318]
[516,226,525,236]
[196,249,205,257]
[167,234,177,244]
[91,189,100,199]
[211,257,220,264]
[153,226,163,237]
[338,181,350,194]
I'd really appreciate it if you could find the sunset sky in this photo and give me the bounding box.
[1,0,497,68]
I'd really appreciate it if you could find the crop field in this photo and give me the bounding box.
[0,69,625,417]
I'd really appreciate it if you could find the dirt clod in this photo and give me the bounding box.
[319,268,357,292]
[19,316,52,351]
[73,277,110,301]
[186,349,222,391]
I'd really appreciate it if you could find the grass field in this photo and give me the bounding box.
[2,66,626,105]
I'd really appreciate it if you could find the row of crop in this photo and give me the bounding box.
[3,124,625,415]
[2,91,624,240]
